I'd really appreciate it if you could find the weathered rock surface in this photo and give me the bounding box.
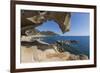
[21,45,88,63]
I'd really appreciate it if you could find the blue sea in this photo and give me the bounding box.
[41,36,90,58]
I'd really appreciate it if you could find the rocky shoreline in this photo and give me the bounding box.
[21,36,88,63]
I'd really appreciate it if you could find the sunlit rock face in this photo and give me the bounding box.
[21,45,88,63]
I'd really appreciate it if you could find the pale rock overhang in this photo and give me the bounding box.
[21,10,71,35]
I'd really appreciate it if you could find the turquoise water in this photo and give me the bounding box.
[42,36,89,57]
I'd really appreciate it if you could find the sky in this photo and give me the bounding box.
[36,12,90,36]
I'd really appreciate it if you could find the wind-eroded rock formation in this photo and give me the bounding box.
[21,10,71,35]
[21,45,88,63]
